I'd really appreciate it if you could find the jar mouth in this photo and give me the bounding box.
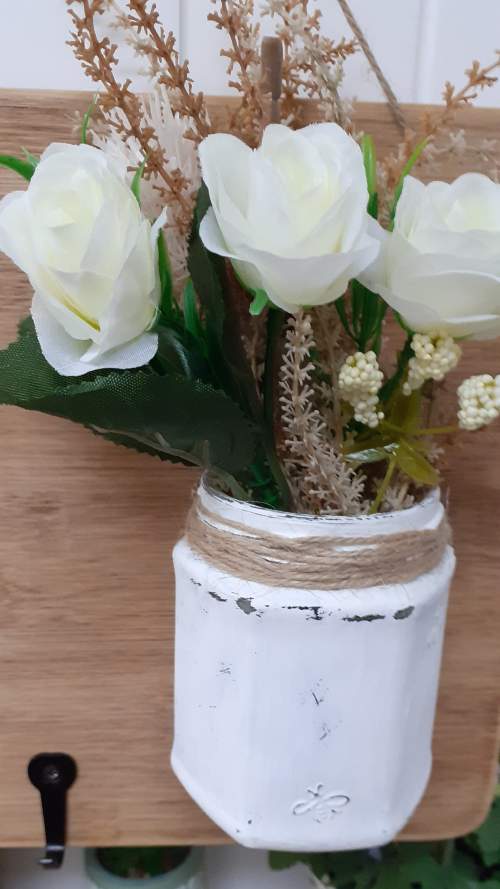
[85,848,202,889]
[202,471,441,527]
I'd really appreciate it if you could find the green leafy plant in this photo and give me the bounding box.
[97,846,188,879]
[270,795,500,888]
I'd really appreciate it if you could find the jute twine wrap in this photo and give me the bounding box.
[185,497,451,590]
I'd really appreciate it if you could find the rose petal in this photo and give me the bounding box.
[32,292,158,377]
[201,208,379,312]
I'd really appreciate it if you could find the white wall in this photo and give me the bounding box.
[1,0,500,106]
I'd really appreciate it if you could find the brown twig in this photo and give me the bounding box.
[422,52,500,143]
[262,0,357,129]
[209,0,265,146]
[126,0,210,142]
[381,51,500,198]
[261,36,283,123]
[66,0,192,224]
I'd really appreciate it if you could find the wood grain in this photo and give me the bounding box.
[0,89,499,847]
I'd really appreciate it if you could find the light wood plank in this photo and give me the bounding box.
[0,90,499,846]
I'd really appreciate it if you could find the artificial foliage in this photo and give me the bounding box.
[270,796,500,888]
[0,0,499,515]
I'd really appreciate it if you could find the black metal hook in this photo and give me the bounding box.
[27,753,77,869]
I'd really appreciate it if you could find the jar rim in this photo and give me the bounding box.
[202,471,442,527]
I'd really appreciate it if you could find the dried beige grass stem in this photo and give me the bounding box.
[279,312,365,516]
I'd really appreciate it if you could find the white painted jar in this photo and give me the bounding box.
[171,481,455,852]
[85,849,205,889]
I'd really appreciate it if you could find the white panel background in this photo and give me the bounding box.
[0,0,499,106]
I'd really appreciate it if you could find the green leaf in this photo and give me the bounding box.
[0,318,256,473]
[194,181,210,229]
[188,188,225,347]
[351,279,384,351]
[344,444,397,464]
[335,295,353,339]
[268,852,308,871]
[328,850,379,887]
[396,855,444,889]
[21,148,39,168]
[0,316,63,398]
[395,439,439,486]
[380,334,413,402]
[475,798,500,867]
[156,326,205,379]
[0,153,36,181]
[131,158,147,205]
[390,137,428,223]
[156,230,175,321]
[90,428,192,464]
[48,373,256,473]
[249,288,269,316]
[361,134,378,219]
[81,94,98,144]
[388,388,421,434]
[361,134,377,195]
[367,191,379,219]
[98,847,182,879]
[183,278,204,343]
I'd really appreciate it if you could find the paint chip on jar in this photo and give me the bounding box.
[393,606,415,620]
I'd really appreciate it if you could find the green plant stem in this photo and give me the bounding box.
[413,424,459,437]
[369,455,397,514]
[380,334,413,402]
[441,839,455,868]
[384,421,459,437]
[263,308,293,511]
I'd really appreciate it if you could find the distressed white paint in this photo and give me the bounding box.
[171,484,455,851]
[1,1,499,106]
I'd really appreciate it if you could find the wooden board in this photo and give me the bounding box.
[0,89,499,847]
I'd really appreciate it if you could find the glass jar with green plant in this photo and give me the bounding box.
[85,846,204,889]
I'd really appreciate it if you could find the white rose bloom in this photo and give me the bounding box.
[365,173,500,340]
[198,123,380,313]
[0,142,162,376]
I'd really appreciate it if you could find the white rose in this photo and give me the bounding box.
[365,173,500,340]
[198,123,380,313]
[0,143,161,376]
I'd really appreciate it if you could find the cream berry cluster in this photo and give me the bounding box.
[403,331,461,395]
[458,374,500,431]
[339,351,384,428]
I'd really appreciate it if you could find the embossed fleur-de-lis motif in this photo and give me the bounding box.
[292,784,350,823]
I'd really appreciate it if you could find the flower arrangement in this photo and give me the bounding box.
[0,0,499,516]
